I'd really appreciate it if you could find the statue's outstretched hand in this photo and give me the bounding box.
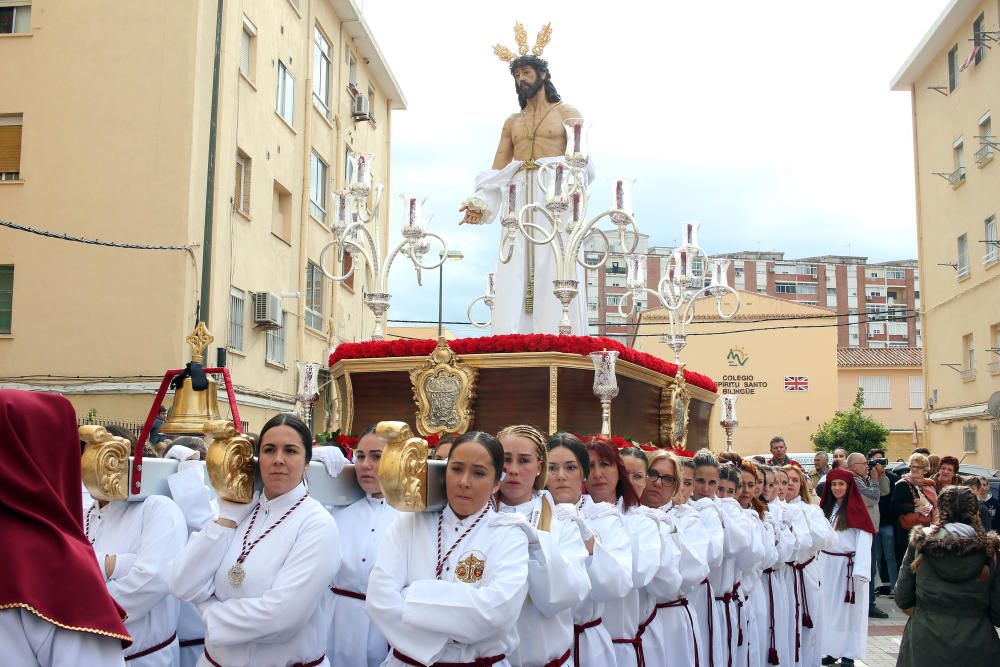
[458,197,489,225]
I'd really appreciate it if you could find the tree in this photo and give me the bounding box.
[810,388,889,455]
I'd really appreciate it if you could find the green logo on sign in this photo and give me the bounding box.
[727,347,749,367]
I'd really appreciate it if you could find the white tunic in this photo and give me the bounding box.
[788,497,837,667]
[365,505,529,666]
[605,503,660,667]
[633,507,682,667]
[499,491,590,667]
[571,497,632,667]
[472,157,596,336]
[169,482,341,667]
[0,608,126,667]
[751,513,781,667]
[730,506,766,667]
[328,494,398,667]
[688,498,727,667]
[762,500,797,666]
[818,524,872,661]
[86,495,187,667]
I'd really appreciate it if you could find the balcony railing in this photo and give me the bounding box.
[948,166,967,187]
[988,360,1000,374]
[974,144,994,166]
[960,368,977,382]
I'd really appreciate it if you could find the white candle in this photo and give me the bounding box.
[486,272,496,298]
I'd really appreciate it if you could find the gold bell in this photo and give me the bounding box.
[160,322,223,435]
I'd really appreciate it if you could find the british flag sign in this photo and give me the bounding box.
[784,376,809,391]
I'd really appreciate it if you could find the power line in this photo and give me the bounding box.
[0,219,192,251]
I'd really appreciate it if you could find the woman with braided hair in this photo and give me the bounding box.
[894,485,1000,667]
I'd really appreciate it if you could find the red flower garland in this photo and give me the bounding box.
[329,334,717,393]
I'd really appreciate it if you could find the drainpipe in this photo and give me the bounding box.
[199,0,225,326]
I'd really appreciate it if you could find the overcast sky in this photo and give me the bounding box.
[358,0,947,339]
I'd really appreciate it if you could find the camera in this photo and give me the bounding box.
[868,457,888,468]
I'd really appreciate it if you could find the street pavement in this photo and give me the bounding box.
[862,592,908,667]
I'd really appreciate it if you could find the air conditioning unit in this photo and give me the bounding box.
[352,93,370,120]
[253,292,283,330]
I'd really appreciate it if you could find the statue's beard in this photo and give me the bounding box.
[517,79,545,100]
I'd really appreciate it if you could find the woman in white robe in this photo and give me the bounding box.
[86,486,188,666]
[735,459,777,667]
[584,438,659,667]
[757,465,796,667]
[773,466,812,667]
[641,450,711,667]
[546,433,632,667]
[817,469,875,667]
[365,431,530,666]
[169,413,341,667]
[317,426,399,667]
[497,425,591,667]
[784,465,837,667]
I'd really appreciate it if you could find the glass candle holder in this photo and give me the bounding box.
[500,180,520,221]
[399,194,427,233]
[682,220,701,249]
[543,163,569,212]
[348,152,375,198]
[626,253,647,290]
[563,118,591,168]
[610,177,636,226]
[590,349,620,435]
[486,272,496,299]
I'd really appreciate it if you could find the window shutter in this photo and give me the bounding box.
[0,125,22,173]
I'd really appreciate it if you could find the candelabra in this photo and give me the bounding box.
[718,393,738,453]
[616,221,741,364]
[319,152,448,341]
[590,349,620,435]
[467,272,496,329]
[491,118,641,335]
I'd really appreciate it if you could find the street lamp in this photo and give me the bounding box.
[438,249,464,337]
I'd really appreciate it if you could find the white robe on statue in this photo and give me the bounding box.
[471,157,595,336]
[570,497,633,667]
[499,490,590,667]
[168,482,341,667]
[818,525,872,661]
[86,495,187,667]
[0,608,127,667]
[328,494,398,667]
[365,506,529,667]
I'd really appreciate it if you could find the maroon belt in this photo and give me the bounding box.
[657,598,699,667]
[392,649,506,667]
[573,618,602,667]
[124,633,176,661]
[822,550,857,604]
[205,650,324,667]
[543,649,571,667]
[702,578,715,667]
[763,568,779,666]
[612,636,645,667]
[732,582,744,647]
[179,638,204,648]
[331,586,367,601]
[713,592,734,667]
[794,557,816,628]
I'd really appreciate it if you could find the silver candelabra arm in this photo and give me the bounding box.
[352,183,384,225]
[466,271,496,330]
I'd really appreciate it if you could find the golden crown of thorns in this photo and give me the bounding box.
[492,22,553,63]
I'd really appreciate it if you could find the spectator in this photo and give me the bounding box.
[964,477,995,531]
[933,455,962,492]
[912,447,930,456]
[832,448,848,468]
[974,477,1000,531]
[892,453,938,568]
[847,452,891,619]
[927,454,940,477]
[816,456,845,499]
[150,406,168,444]
[894,485,1000,667]
[869,448,899,597]
[809,450,830,488]
[767,435,801,467]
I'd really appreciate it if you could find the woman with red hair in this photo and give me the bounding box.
[584,437,660,667]
[818,469,876,667]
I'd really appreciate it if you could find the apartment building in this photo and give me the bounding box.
[0,0,405,431]
[891,0,1000,467]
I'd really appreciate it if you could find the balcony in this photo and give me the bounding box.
[960,368,977,382]
[606,266,627,275]
[988,360,1000,375]
[948,166,966,188]
[974,144,994,167]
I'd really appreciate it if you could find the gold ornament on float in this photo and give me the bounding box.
[377,421,446,512]
[410,338,477,436]
[493,22,552,63]
[204,419,255,503]
[80,425,130,502]
[160,322,223,436]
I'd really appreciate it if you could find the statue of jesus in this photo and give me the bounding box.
[459,24,593,336]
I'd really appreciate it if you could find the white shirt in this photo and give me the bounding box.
[86,495,187,666]
[169,482,341,667]
[499,491,591,666]
[328,494,398,667]
[0,608,126,667]
[365,505,529,666]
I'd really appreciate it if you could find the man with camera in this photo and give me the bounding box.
[846,451,892,618]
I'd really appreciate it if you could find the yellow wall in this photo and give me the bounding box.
[895,0,1000,466]
[636,291,839,456]
[0,1,403,433]
[837,366,925,430]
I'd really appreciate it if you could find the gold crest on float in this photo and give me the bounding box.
[204,419,255,503]
[80,425,130,502]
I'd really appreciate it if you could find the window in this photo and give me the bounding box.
[0,4,30,34]
[973,14,986,65]
[826,287,836,306]
[985,216,997,262]
[859,375,891,409]
[235,150,251,214]
[775,282,796,294]
[0,114,23,180]
[825,266,836,286]
[848,313,860,347]
[368,84,377,122]
[887,268,905,280]
[228,288,245,351]
[313,27,331,112]
[272,181,292,242]
[240,16,256,81]
[963,423,978,454]
[957,234,969,277]
[965,333,975,371]
[954,138,965,172]
[606,294,622,306]
[265,311,287,366]
[948,44,959,92]
[343,145,354,187]
[908,375,924,409]
[0,265,12,334]
[305,263,323,330]
[276,61,295,125]
[797,283,817,295]
[755,263,767,293]
[309,151,327,222]
[346,47,358,93]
